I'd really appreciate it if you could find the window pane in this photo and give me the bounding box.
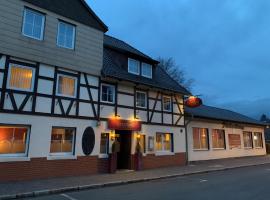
[142,63,152,78]
[23,9,44,39]
[57,22,75,49]
[57,75,76,97]
[212,129,225,149]
[193,128,208,150]
[101,85,114,103]
[136,92,146,107]
[129,59,139,74]
[156,133,162,151]
[164,133,171,151]
[163,97,171,111]
[50,128,75,154]
[254,132,263,148]
[9,65,33,90]
[200,129,209,149]
[100,133,109,154]
[193,128,200,149]
[0,127,28,155]
[243,132,252,148]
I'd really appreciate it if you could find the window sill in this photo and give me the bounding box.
[0,157,30,162]
[47,155,77,160]
[254,147,264,149]
[99,154,109,159]
[244,147,253,150]
[212,148,226,151]
[155,151,175,156]
[193,149,209,151]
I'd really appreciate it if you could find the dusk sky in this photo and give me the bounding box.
[87,0,270,119]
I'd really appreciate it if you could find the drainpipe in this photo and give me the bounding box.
[184,114,193,165]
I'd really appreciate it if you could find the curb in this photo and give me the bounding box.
[0,162,269,200]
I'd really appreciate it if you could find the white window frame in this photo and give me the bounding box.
[22,8,45,40]
[141,63,152,78]
[136,91,147,108]
[56,74,77,98]
[0,125,30,158]
[128,58,140,75]
[49,127,76,157]
[163,96,172,112]
[100,83,115,104]
[7,63,36,92]
[57,21,76,49]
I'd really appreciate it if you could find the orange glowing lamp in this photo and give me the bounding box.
[185,96,202,108]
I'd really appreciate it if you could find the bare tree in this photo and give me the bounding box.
[157,57,194,91]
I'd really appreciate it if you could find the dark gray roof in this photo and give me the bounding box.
[185,105,266,126]
[104,35,158,64]
[103,48,191,95]
[23,0,108,32]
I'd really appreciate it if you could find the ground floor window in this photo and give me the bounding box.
[50,127,76,155]
[136,134,146,153]
[193,128,209,150]
[156,133,173,152]
[254,132,263,148]
[100,133,109,154]
[243,131,253,148]
[212,129,225,149]
[0,126,30,156]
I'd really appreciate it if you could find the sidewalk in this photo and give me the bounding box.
[1,156,270,199]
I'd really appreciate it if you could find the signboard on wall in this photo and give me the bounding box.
[108,119,142,131]
[228,134,241,149]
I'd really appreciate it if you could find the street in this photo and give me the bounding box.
[24,164,270,200]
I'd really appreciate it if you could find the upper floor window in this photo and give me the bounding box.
[193,128,209,150]
[101,83,115,103]
[136,91,147,108]
[56,74,77,97]
[212,129,225,149]
[142,63,152,78]
[128,58,140,75]
[22,8,45,40]
[163,96,172,111]
[7,64,35,92]
[57,21,76,49]
[0,125,30,157]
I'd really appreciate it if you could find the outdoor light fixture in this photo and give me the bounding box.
[185,96,202,108]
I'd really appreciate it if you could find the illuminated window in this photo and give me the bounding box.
[22,8,45,40]
[136,91,147,108]
[156,133,173,152]
[254,132,263,148]
[128,58,140,75]
[142,63,152,78]
[243,131,253,148]
[0,126,30,156]
[57,74,77,97]
[7,64,35,91]
[137,135,146,153]
[100,133,109,154]
[163,96,172,111]
[101,84,115,103]
[193,128,209,150]
[212,129,225,149]
[57,21,76,49]
[50,127,75,155]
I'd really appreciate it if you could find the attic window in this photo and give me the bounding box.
[128,58,140,75]
[142,63,152,78]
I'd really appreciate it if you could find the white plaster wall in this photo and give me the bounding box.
[37,79,53,95]
[39,64,54,78]
[118,94,133,107]
[0,56,6,69]
[187,120,266,161]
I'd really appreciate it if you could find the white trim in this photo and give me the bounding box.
[57,21,76,50]
[128,58,140,75]
[141,63,152,78]
[163,95,172,112]
[22,8,45,41]
[136,91,147,108]
[56,73,77,98]
[193,149,209,151]
[0,157,31,163]
[155,151,175,156]
[47,155,77,160]
[7,63,36,92]
[100,83,115,104]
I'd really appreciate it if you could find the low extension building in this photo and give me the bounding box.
[0,0,190,181]
[185,105,266,161]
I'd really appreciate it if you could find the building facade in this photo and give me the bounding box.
[185,105,266,161]
[0,0,190,181]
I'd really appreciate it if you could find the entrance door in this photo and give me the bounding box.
[116,130,132,169]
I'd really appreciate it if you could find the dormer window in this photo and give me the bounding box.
[142,63,152,78]
[128,58,140,75]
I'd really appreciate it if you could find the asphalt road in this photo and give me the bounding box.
[25,164,270,200]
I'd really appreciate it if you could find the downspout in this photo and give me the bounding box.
[184,114,193,165]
